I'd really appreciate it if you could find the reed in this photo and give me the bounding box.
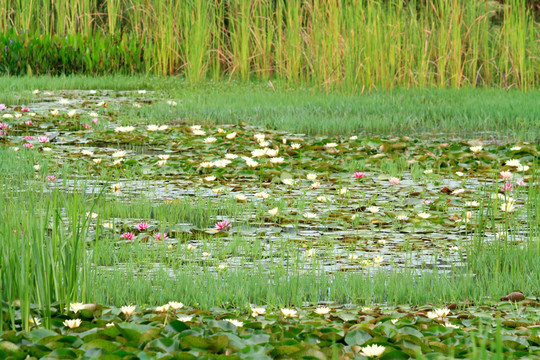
[0,0,538,89]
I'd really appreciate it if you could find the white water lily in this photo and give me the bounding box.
[282,178,294,186]
[157,160,167,166]
[268,207,279,216]
[85,212,98,219]
[254,133,265,142]
[224,153,238,160]
[451,189,465,195]
[246,159,259,168]
[120,305,136,316]
[251,307,266,317]
[114,126,135,133]
[112,150,127,158]
[470,146,482,154]
[397,214,409,221]
[168,302,184,310]
[158,154,170,160]
[339,188,348,195]
[81,150,94,156]
[236,194,246,202]
[192,130,206,136]
[311,181,320,189]
[506,159,521,167]
[500,201,515,212]
[67,110,77,117]
[324,142,338,148]
[359,344,386,358]
[280,308,298,318]
[269,157,284,164]
[147,124,159,131]
[111,183,123,193]
[204,137,217,144]
[307,173,317,181]
[69,302,86,313]
[317,196,327,202]
[314,307,331,315]
[255,192,269,199]
[303,212,317,219]
[204,176,216,182]
[427,308,450,319]
[177,315,193,322]
[225,319,244,327]
[418,212,431,219]
[33,165,40,171]
[291,143,301,149]
[455,171,464,177]
[367,206,379,214]
[50,109,60,116]
[155,304,170,313]
[63,319,82,328]
[373,256,383,264]
[226,132,237,139]
[265,148,278,157]
[252,149,266,158]
[516,164,529,172]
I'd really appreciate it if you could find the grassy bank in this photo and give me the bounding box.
[2,76,540,139]
[1,0,539,89]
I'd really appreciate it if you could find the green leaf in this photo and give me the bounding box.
[345,330,372,346]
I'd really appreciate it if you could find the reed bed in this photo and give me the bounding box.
[1,0,538,89]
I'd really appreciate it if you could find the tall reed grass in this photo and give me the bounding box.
[0,0,538,89]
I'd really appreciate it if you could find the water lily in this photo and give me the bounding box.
[163,302,183,312]
[38,136,50,143]
[204,137,217,144]
[427,308,450,319]
[111,183,122,193]
[470,146,482,154]
[120,305,136,317]
[226,132,237,139]
[353,172,365,178]
[153,233,168,240]
[137,222,149,230]
[307,173,317,181]
[506,159,521,167]
[121,232,135,241]
[63,319,82,329]
[215,221,230,231]
[388,177,400,185]
[280,308,298,318]
[418,212,431,219]
[251,307,266,317]
[225,319,243,327]
[500,171,512,179]
[303,212,317,219]
[367,206,379,214]
[500,201,515,212]
[359,344,386,358]
[155,304,170,313]
[177,315,193,322]
[69,302,86,313]
[112,150,127,158]
[268,207,279,216]
[314,307,331,315]
[311,181,320,189]
[255,192,269,199]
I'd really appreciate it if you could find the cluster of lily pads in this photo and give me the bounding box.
[1,91,538,276]
[2,299,539,359]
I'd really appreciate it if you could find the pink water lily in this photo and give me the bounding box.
[25,121,33,126]
[21,107,30,112]
[38,136,49,143]
[46,175,56,181]
[353,172,365,179]
[0,104,6,111]
[23,143,33,149]
[23,136,34,140]
[502,182,513,192]
[153,232,168,240]
[137,222,149,230]
[215,221,230,231]
[389,177,400,185]
[121,232,135,241]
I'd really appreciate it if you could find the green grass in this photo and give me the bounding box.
[2,76,540,139]
[1,0,538,89]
